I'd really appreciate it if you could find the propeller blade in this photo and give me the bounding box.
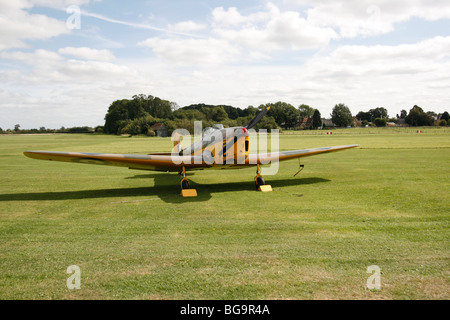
[246,106,270,129]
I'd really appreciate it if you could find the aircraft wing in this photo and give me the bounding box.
[23,151,212,172]
[248,144,359,164]
[24,145,358,171]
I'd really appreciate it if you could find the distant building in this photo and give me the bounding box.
[397,119,409,127]
[352,117,362,127]
[321,118,336,128]
[386,122,397,127]
[151,123,169,137]
[298,117,313,129]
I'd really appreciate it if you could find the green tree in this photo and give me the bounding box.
[199,106,213,121]
[134,94,173,119]
[441,111,449,122]
[265,102,299,129]
[170,102,180,112]
[173,109,205,120]
[374,118,387,127]
[212,106,228,122]
[244,106,258,118]
[298,104,314,118]
[405,105,434,126]
[356,111,371,122]
[370,107,388,120]
[427,111,437,118]
[104,94,175,134]
[283,103,300,129]
[356,108,388,122]
[331,104,353,127]
[152,97,173,119]
[254,116,280,131]
[400,109,408,119]
[14,124,20,132]
[312,109,322,129]
[221,105,245,119]
[104,99,131,134]
[179,103,242,120]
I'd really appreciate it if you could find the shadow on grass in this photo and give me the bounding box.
[0,174,330,204]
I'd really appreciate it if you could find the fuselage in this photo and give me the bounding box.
[180,126,250,165]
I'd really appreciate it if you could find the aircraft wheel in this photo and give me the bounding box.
[255,176,265,190]
[182,179,190,190]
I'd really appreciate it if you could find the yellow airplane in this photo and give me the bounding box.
[24,107,358,197]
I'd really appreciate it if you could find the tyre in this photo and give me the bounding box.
[181,179,190,190]
[255,176,265,189]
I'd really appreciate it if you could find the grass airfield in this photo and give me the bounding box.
[0,128,448,299]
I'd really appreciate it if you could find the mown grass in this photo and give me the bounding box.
[0,128,448,300]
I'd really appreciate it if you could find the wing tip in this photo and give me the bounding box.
[24,151,45,159]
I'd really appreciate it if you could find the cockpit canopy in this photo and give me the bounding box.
[202,127,217,138]
[202,124,224,137]
[182,125,248,156]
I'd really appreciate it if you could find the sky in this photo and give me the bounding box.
[1,0,450,129]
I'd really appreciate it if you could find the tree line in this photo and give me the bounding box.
[102,95,322,136]
[0,125,97,134]
[103,94,289,136]
[354,105,449,127]
[102,95,448,136]
[3,94,448,135]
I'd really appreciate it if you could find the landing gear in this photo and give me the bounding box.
[255,164,265,190]
[255,176,265,189]
[181,179,190,190]
[180,166,197,197]
[254,164,272,192]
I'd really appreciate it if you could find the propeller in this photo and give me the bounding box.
[246,106,270,129]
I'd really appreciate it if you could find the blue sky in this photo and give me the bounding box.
[1,0,450,129]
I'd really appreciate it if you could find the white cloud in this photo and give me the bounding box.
[327,36,450,67]
[139,3,338,67]
[246,51,271,62]
[0,0,69,50]
[290,0,450,38]
[212,3,338,51]
[58,47,115,61]
[212,4,278,27]
[59,59,135,82]
[0,47,143,128]
[168,21,206,33]
[30,0,93,8]
[211,7,246,27]
[1,49,62,65]
[138,37,241,66]
[1,48,136,85]
[81,10,202,38]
